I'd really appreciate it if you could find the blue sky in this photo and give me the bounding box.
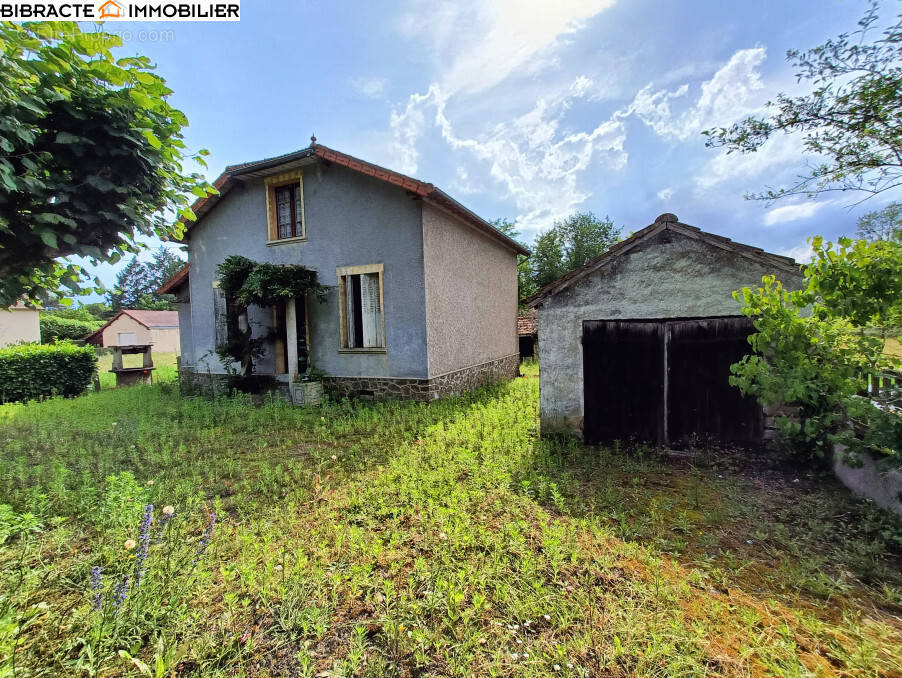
[78,0,897,294]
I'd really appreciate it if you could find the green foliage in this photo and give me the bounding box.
[0,341,96,402]
[217,255,327,308]
[730,236,902,460]
[0,505,42,545]
[857,201,902,242]
[0,372,899,674]
[39,313,102,343]
[0,23,213,306]
[530,212,620,290]
[704,2,902,200]
[108,248,185,311]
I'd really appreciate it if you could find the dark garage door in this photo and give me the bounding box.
[582,317,762,445]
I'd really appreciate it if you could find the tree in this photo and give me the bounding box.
[0,22,213,306]
[530,212,620,290]
[107,247,185,310]
[856,201,902,242]
[731,236,901,461]
[704,2,902,201]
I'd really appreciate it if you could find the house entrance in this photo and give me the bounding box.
[273,297,309,377]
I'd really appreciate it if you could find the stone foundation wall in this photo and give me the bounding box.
[324,354,520,402]
[178,367,231,397]
[428,353,519,397]
[181,354,519,402]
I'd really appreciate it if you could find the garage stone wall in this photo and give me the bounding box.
[537,227,805,437]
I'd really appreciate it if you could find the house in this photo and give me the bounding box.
[517,311,537,359]
[525,213,804,444]
[158,141,528,400]
[84,309,181,352]
[0,302,41,347]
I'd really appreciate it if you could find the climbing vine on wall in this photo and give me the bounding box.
[215,256,328,380]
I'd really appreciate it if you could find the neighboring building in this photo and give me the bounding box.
[526,213,805,444]
[158,141,527,400]
[517,311,537,359]
[0,302,41,347]
[84,309,181,352]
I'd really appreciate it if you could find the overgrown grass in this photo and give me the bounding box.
[0,363,900,676]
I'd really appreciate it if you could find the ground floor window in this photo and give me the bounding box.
[337,264,384,349]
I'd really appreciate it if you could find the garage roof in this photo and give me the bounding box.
[525,213,801,308]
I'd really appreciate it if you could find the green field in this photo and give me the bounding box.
[0,362,900,676]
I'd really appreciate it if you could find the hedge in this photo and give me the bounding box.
[39,315,102,343]
[0,342,97,403]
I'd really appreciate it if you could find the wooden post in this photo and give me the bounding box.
[111,347,123,371]
[142,346,154,368]
[286,298,299,381]
[273,306,287,374]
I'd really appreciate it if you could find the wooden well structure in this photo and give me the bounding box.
[109,344,155,387]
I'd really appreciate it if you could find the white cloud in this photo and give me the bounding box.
[657,187,674,201]
[399,0,615,96]
[351,76,388,98]
[763,200,829,226]
[695,133,806,191]
[389,80,627,234]
[778,241,815,263]
[626,47,767,141]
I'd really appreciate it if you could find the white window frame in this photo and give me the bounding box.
[337,263,385,352]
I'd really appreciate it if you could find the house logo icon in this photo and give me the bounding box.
[98,0,123,18]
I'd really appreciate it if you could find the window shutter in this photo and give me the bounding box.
[213,288,228,348]
[361,273,382,347]
[345,275,357,348]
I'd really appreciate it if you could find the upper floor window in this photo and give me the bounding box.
[275,184,302,239]
[265,170,306,242]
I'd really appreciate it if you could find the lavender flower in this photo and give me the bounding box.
[194,511,216,564]
[133,504,153,588]
[113,575,129,609]
[90,566,103,610]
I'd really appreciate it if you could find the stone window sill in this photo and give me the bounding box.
[266,236,307,246]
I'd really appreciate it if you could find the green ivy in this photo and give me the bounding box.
[0,342,97,403]
[216,255,327,307]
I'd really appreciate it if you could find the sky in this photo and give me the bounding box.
[75,0,899,296]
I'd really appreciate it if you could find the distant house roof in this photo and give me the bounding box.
[180,142,530,257]
[84,309,179,345]
[157,264,189,295]
[517,311,537,336]
[525,213,801,308]
[121,309,179,328]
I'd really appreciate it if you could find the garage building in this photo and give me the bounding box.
[525,213,804,445]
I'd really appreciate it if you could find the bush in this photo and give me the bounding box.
[0,342,97,403]
[40,314,102,343]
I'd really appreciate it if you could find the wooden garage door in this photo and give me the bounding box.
[667,317,762,443]
[582,320,665,444]
[582,317,761,446]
